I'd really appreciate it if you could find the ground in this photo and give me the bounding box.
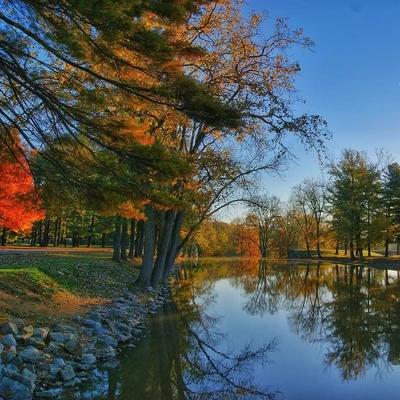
[0,247,400,327]
[0,248,141,326]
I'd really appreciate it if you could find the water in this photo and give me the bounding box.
[74,259,400,399]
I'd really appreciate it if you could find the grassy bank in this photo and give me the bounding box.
[0,250,141,325]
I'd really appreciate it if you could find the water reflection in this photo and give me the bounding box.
[225,259,400,382]
[71,259,400,399]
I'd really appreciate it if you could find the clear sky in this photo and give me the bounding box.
[242,0,400,202]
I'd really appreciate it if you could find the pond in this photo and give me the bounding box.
[74,259,400,399]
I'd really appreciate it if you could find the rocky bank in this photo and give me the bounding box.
[0,285,171,399]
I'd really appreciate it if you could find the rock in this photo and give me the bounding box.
[64,338,82,355]
[23,325,33,335]
[10,318,25,328]
[102,360,120,369]
[24,364,36,374]
[60,364,75,382]
[34,391,58,399]
[114,333,131,343]
[8,345,17,354]
[10,356,24,369]
[21,368,37,383]
[18,346,45,364]
[1,322,19,335]
[0,343,4,353]
[2,334,17,347]
[98,335,118,348]
[83,319,102,330]
[25,336,46,350]
[63,378,77,387]
[0,376,32,400]
[81,353,96,364]
[46,341,65,356]
[2,351,16,363]
[52,324,77,333]
[32,328,49,340]
[48,332,74,344]
[78,363,96,371]
[53,358,66,369]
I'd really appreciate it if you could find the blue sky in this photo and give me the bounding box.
[242,0,400,202]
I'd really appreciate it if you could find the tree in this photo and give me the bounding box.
[244,194,282,258]
[290,178,327,258]
[0,130,44,244]
[327,149,381,260]
[382,163,400,255]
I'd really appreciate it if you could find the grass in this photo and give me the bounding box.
[0,251,142,324]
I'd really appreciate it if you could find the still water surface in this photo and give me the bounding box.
[76,259,400,399]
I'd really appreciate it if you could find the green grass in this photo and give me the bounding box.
[0,252,139,298]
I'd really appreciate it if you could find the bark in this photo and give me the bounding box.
[57,217,62,245]
[135,204,156,287]
[385,238,389,257]
[113,215,122,262]
[128,218,136,258]
[134,221,144,257]
[163,210,185,284]
[87,215,95,248]
[101,232,106,248]
[42,219,51,247]
[1,227,6,246]
[349,240,356,260]
[53,217,59,246]
[30,225,36,247]
[120,217,128,261]
[316,221,322,259]
[38,220,43,246]
[335,241,339,255]
[151,209,176,288]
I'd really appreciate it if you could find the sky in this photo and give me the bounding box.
[236,0,400,203]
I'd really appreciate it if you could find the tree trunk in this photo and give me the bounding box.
[344,241,348,255]
[42,219,51,247]
[335,241,339,255]
[120,218,128,261]
[128,219,136,258]
[385,238,389,257]
[162,210,185,284]
[101,232,106,248]
[135,221,144,258]
[316,221,322,259]
[113,215,122,262]
[53,217,59,246]
[367,241,371,257]
[87,215,95,248]
[151,209,176,288]
[1,227,6,246]
[57,217,62,245]
[349,240,356,260]
[135,204,156,287]
[64,221,68,247]
[31,224,36,247]
[305,240,311,258]
[38,220,43,246]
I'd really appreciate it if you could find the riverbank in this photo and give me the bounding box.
[0,251,175,399]
[1,250,400,399]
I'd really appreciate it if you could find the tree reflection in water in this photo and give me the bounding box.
[72,261,280,400]
[236,260,400,382]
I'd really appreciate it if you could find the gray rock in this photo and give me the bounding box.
[24,364,36,374]
[2,351,16,363]
[0,343,4,353]
[6,364,19,374]
[18,346,45,364]
[79,363,96,371]
[52,324,77,333]
[98,335,118,348]
[63,378,77,387]
[23,325,33,335]
[32,328,49,340]
[53,358,66,369]
[25,336,46,349]
[10,356,24,369]
[60,364,75,382]
[114,333,131,343]
[46,341,65,356]
[102,360,120,369]
[64,338,82,355]
[81,353,96,364]
[0,376,32,400]
[10,318,25,328]
[8,345,17,354]
[1,322,19,335]
[21,367,37,383]
[35,391,58,399]
[83,319,102,330]
[48,331,74,343]
[2,334,17,347]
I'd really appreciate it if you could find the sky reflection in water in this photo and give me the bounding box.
[72,259,400,399]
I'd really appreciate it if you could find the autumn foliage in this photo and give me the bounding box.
[0,134,44,234]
